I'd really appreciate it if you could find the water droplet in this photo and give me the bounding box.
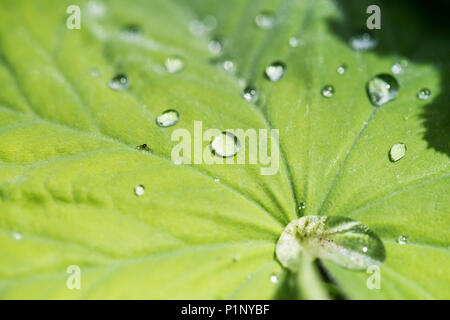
[389,143,406,162]
[299,202,306,210]
[289,37,302,47]
[276,216,385,271]
[87,1,106,18]
[208,38,224,56]
[165,56,185,74]
[156,109,180,127]
[214,177,221,183]
[13,231,22,240]
[362,246,368,253]
[391,63,402,74]
[189,16,217,36]
[270,274,279,284]
[255,11,276,30]
[242,86,258,103]
[321,85,335,98]
[134,184,145,197]
[216,60,236,74]
[90,68,100,77]
[397,235,408,245]
[366,74,399,106]
[136,143,151,152]
[265,61,286,82]
[417,88,432,100]
[349,31,378,51]
[109,74,129,91]
[336,64,346,75]
[210,131,241,158]
[233,255,240,262]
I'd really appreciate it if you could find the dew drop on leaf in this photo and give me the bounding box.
[156,109,180,127]
[210,131,241,158]
[417,88,432,100]
[336,64,346,75]
[208,38,224,56]
[165,56,185,73]
[90,68,100,77]
[136,143,151,152]
[299,202,306,210]
[349,31,378,51]
[270,274,278,284]
[265,61,286,82]
[366,74,399,106]
[321,85,335,98]
[289,37,302,48]
[397,235,408,245]
[213,177,220,183]
[389,143,406,162]
[242,86,258,103]
[134,184,145,197]
[109,74,129,91]
[255,11,276,30]
[276,216,386,271]
[13,231,22,241]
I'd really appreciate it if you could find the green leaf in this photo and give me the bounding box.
[0,0,449,299]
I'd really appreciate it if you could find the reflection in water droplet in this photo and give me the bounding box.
[289,37,302,48]
[276,216,385,271]
[109,74,129,91]
[337,64,346,75]
[210,131,241,158]
[208,38,224,56]
[350,31,378,51]
[242,86,258,103]
[389,143,406,162]
[417,88,432,100]
[397,235,408,245]
[270,274,278,284]
[265,61,286,82]
[165,56,185,73]
[13,231,22,240]
[134,184,145,197]
[255,11,276,30]
[366,74,399,106]
[156,109,180,127]
[321,85,335,98]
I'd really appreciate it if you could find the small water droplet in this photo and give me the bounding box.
[397,235,408,245]
[255,11,276,30]
[109,74,129,91]
[216,60,236,74]
[336,64,346,75]
[136,143,151,152]
[156,109,180,127]
[389,143,407,162]
[13,231,22,240]
[391,63,402,74]
[289,37,302,47]
[299,202,306,210]
[90,68,100,77]
[210,131,241,158]
[349,31,378,51]
[270,274,278,284]
[362,246,368,253]
[321,85,335,98]
[265,61,286,82]
[87,1,106,18]
[417,88,432,100]
[134,184,145,197]
[242,86,258,103]
[208,38,224,56]
[214,177,221,183]
[165,56,185,73]
[366,74,399,106]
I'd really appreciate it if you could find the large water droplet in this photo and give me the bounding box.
[242,86,258,103]
[208,38,224,56]
[134,184,145,197]
[156,109,180,127]
[165,56,185,73]
[13,231,22,240]
[397,235,408,245]
[389,143,406,162]
[321,85,335,98]
[349,31,378,51]
[366,74,399,106]
[210,131,241,158]
[336,64,347,75]
[255,11,276,30]
[265,61,286,82]
[417,88,432,100]
[276,216,385,271]
[109,74,129,91]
